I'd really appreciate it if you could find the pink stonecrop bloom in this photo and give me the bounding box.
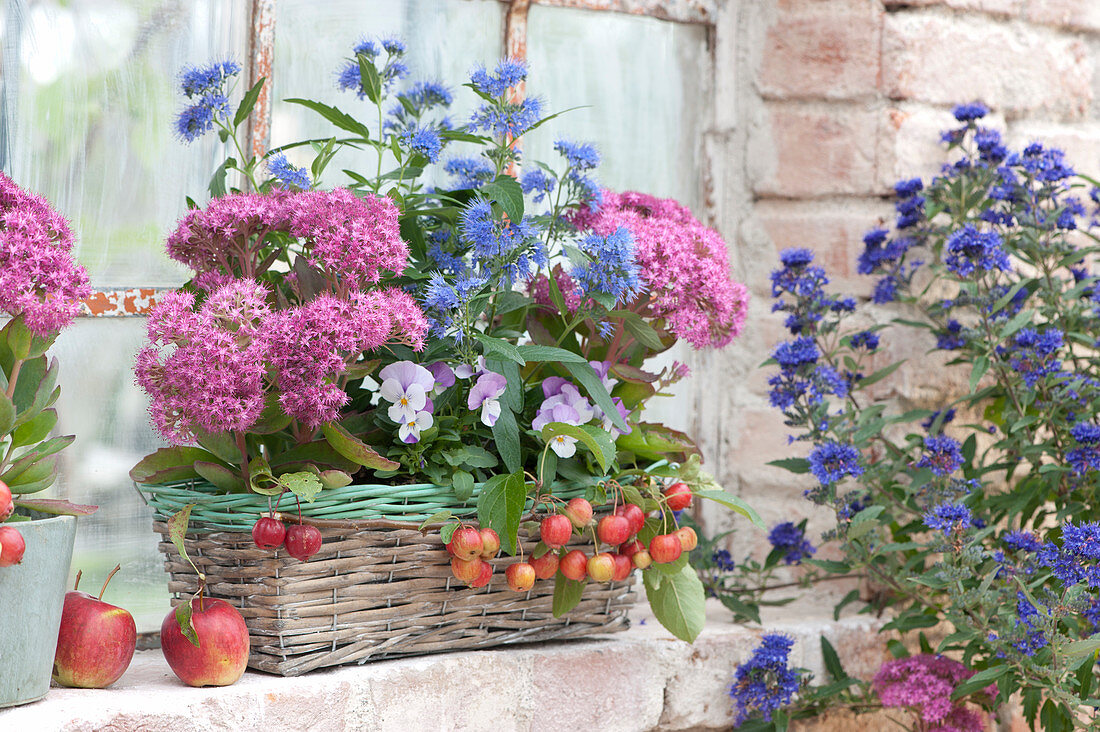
[467,371,508,427]
[872,655,995,732]
[136,281,271,442]
[0,173,91,337]
[166,188,409,291]
[574,189,749,349]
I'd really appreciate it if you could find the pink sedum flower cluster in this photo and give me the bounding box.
[575,190,748,349]
[872,655,995,732]
[0,173,91,337]
[166,188,408,292]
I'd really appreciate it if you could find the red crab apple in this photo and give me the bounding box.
[675,526,698,552]
[530,551,559,580]
[540,514,572,549]
[451,556,483,584]
[649,534,683,564]
[53,566,137,688]
[611,554,633,582]
[619,539,644,558]
[663,482,693,512]
[0,525,25,567]
[478,528,501,559]
[0,480,12,522]
[563,498,593,529]
[251,516,285,549]
[587,553,616,582]
[506,562,536,592]
[160,597,249,687]
[449,526,484,560]
[284,524,323,561]
[559,550,588,581]
[614,503,646,536]
[471,561,493,588]
[632,549,652,570]
[597,515,631,546]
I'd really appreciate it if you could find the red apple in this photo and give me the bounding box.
[560,550,588,581]
[284,524,323,561]
[664,482,693,511]
[620,539,644,558]
[160,597,249,687]
[649,534,683,564]
[540,514,572,549]
[251,517,285,549]
[506,562,536,592]
[449,526,484,560]
[676,526,698,552]
[0,480,12,522]
[471,561,493,588]
[0,525,25,566]
[479,528,501,560]
[611,553,633,582]
[597,515,631,546]
[632,549,652,570]
[530,551,560,580]
[563,498,593,529]
[587,553,615,582]
[614,503,646,536]
[53,566,136,688]
[451,556,483,584]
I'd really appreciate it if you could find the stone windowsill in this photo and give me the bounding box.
[0,597,888,731]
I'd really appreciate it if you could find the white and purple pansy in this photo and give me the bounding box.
[454,355,487,380]
[532,402,587,458]
[467,371,508,427]
[399,410,434,443]
[379,361,435,424]
[427,361,456,396]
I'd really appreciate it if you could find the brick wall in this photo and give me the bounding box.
[692,0,1100,548]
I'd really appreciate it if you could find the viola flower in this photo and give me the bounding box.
[467,371,508,427]
[399,410,434,444]
[767,522,815,565]
[427,362,456,396]
[454,355,488,380]
[379,361,435,423]
[729,634,800,725]
[599,397,633,437]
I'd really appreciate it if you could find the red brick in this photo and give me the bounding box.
[750,103,879,198]
[759,3,882,100]
[1027,0,1100,32]
[883,13,1093,119]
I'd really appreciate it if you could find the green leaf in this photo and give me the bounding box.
[0,392,13,435]
[1064,634,1100,662]
[694,489,763,527]
[322,422,400,470]
[541,422,615,473]
[440,522,459,545]
[357,54,382,104]
[284,98,370,139]
[2,454,57,488]
[765,457,810,474]
[717,593,761,624]
[552,574,586,618]
[480,175,524,225]
[278,471,323,503]
[820,637,848,682]
[175,600,201,648]
[452,470,475,502]
[563,360,628,432]
[490,407,522,474]
[950,665,1008,700]
[194,431,240,465]
[616,422,702,463]
[3,316,32,360]
[194,461,247,493]
[419,510,455,531]
[10,407,56,448]
[856,360,904,389]
[129,446,220,484]
[969,356,989,394]
[515,344,587,364]
[234,78,266,127]
[12,498,97,516]
[318,470,353,490]
[473,332,524,364]
[643,564,706,642]
[486,358,523,414]
[610,310,666,351]
[477,471,527,555]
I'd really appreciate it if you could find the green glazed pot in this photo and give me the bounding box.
[0,515,76,708]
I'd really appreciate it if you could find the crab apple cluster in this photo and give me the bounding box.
[0,481,21,568]
[250,514,323,562]
[0,480,13,522]
[447,526,501,587]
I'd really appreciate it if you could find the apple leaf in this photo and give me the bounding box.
[477,471,527,555]
[419,509,455,531]
[694,489,765,528]
[168,504,200,576]
[175,600,201,648]
[643,564,706,643]
[12,498,98,516]
[278,471,323,503]
[322,422,400,470]
[440,522,458,545]
[552,574,587,618]
[452,470,475,502]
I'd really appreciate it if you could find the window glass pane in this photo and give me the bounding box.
[525,7,709,210]
[269,0,504,187]
[2,0,251,288]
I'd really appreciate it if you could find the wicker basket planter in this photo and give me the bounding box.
[141,480,636,676]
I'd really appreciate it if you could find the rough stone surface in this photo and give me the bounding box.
[882,12,1094,119]
[1027,0,1100,32]
[0,600,890,731]
[882,0,1023,14]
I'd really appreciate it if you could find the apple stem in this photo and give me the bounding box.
[73,569,82,591]
[99,564,121,600]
